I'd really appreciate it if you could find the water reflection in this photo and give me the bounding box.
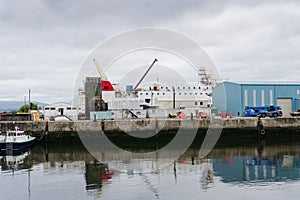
[0,150,31,171]
[1,136,300,200]
[85,161,114,197]
[213,137,300,184]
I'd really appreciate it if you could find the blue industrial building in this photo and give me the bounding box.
[213,81,300,117]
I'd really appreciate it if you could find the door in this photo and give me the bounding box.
[277,98,292,117]
[58,108,64,116]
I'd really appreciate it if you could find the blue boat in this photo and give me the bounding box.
[0,127,36,151]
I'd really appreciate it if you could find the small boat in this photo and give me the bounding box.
[0,127,36,151]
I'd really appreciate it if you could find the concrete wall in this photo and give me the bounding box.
[0,117,299,135]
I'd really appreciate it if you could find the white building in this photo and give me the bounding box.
[44,102,78,121]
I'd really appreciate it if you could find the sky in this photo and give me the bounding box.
[0,0,299,104]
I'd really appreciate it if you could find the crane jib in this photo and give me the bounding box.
[134,58,158,91]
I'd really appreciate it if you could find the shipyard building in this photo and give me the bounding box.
[213,81,300,117]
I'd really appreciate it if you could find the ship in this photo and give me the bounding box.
[74,59,215,120]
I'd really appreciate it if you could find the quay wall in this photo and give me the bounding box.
[0,117,299,135]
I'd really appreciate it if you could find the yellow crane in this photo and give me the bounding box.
[93,58,108,80]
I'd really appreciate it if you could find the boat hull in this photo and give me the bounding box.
[0,138,35,151]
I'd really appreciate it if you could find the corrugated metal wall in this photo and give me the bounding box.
[213,82,300,116]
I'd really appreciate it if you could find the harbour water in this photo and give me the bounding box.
[1,132,300,200]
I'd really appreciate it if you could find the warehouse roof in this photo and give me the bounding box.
[225,81,300,85]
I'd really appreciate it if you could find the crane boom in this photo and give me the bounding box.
[93,58,108,80]
[134,58,158,90]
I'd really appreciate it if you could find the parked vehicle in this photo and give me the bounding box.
[245,105,283,118]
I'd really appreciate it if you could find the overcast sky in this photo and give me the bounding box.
[0,0,299,103]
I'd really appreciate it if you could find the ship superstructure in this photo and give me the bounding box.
[75,59,214,120]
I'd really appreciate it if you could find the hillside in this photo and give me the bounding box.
[0,101,48,112]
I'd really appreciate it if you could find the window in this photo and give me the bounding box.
[184,93,187,95]
[183,87,185,89]
[166,87,168,90]
[200,102,203,105]
[146,93,149,95]
[51,107,55,110]
[297,89,300,95]
[199,87,201,89]
[72,107,76,110]
[195,102,198,105]
[195,93,197,95]
[178,87,180,89]
[188,87,190,89]
[193,87,196,89]
[163,93,165,95]
[67,107,71,110]
[45,107,49,110]
[179,93,181,95]
[161,87,163,89]
[157,93,159,95]
[140,93,143,95]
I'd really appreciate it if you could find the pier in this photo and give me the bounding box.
[0,117,299,136]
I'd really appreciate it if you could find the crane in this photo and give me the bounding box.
[93,58,108,80]
[134,58,158,91]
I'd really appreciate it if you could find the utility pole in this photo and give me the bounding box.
[29,89,31,111]
[29,89,31,120]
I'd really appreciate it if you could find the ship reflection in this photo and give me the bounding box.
[173,154,215,190]
[170,135,300,189]
[85,161,114,193]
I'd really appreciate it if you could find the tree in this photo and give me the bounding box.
[19,103,38,113]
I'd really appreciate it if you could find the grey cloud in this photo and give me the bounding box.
[0,0,299,103]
